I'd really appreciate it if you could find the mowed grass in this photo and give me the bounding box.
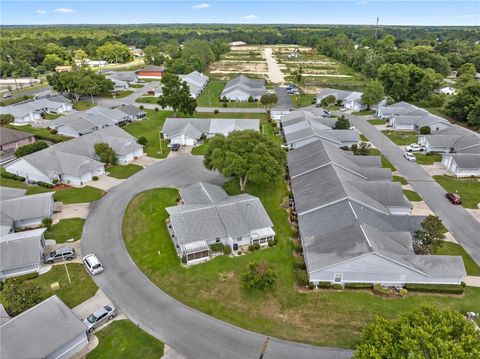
[87,320,164,359]
[102,90,134,99]
[122,180,480,348]
[381,130,418,146]
[291,94,315,108]
[185,111,265,119]
[0,180,53,195]
[123,109,170,158]
[393,175,408,185]
[196,80,263,108]
[53,186,104,204]
[369,148,397,171]
[0,95,33,106]
[352,110,374,116]
[433,175,480,209]
[403,190,422,202]
[45,218,85,243]
[191,142,209,155]
[367,119,385,125]
[415,153,442,165]
[73,101,96,111]
[0,264,97,312]
[107,164,143,179]
[435,242,480,276]
[7,124,69,143]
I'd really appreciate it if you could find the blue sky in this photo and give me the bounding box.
[1,1,479,26]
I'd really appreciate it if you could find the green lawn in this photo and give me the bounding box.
[367,119,385,125]
[123,110,170,158]
[292,94,315,108]
[381,130,418,146]
[403,190,422,202]
[45,218,85,243]
[0,179,53,195]
[393,175,408,185]
[352,110,374,116]
[0,264,97,313]
[43,113,63,120]
[129,84,144,88]
[435,242,480,276]
[7,124,69,143]
[73,101,96,111]
[185,111,265,119]
[135,96,159,105]
[359,134,368,142]
[370,148,397,172]
[53,186,104,204]
[107,164,143,179]
[191,142,209,156]
[415,153,442,165]
[433,176,480,209]
[0,95,33,106]
[196,80,264,108]
[87,320,164,359]
[122,179,480,348]
[102,90,134,99]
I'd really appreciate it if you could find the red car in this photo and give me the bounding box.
[446,193,462,205]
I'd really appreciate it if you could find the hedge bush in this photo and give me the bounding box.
[37,181,53,188]
[344,283,374,289]
[293,255,306,270]
[223,245,232,255]
[307,282,315,290]
[254,243,261,250]
[15,141,48,157]
[317,281,332,289]
[5,272,39,284]
[332,283,343,290]
[405,284,464,295]
[373,284,395,296]
[209,243,224,252]
[295,269,308,286]
[248,244,255,252]
[1,171,25,182]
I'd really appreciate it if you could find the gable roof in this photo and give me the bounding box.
[422,127,480,153]
[221,75,266,98]
[179,71,209,97]
[449,154,480,169]
[0,192,54,223]
[167,183,273,245]
[0,295,87,359]
[0,188,26,201]
[0,228,46,273]
[162,118,260,138]
[0,128,35,145]
[316,88,363,104]
[118,104,146,117]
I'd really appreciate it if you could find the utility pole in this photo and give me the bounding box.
[375,15,380,40]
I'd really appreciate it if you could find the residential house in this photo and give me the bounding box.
[0,128,36,154]
[281,110,359,149]
[288,139,466,285]
[388,114,452,133]
[0,192,54,234]
[0,188,26,201]
[0,228,46,280]
[437,86,457,95]
[106,71,139,91]
[315,89,367,112]
[179,71,209,98]
[220,75,266,101]
[135,65,166,78]
[376,102,429,119]
[229,41,247,47]
[0,295,88,359]
[162,118,260,146]
[5,126,143,185]
[441,154,480,177]
[166,182,275,264]
[47,106,143,137]
[0,96,72,125]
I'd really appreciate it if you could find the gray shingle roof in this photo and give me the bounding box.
[179,71,209,98]
[221,75,266,98]
[0,192,54,223]
[163,118,260,138]
[0,295,87,359]
[0,128,35,146]
[450,154,480,169]
[422,126,480,153]
[0,228,45,273]
[0,188,26,201]
[167,183,273,245]
[118,104,146,117]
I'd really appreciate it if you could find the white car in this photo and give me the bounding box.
[2,93,12,98]
[406,143,424,152]
[404,152,416,162]
[83,254,104,275]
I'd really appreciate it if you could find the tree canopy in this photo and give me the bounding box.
[94,142,117,165]
[47,70,113,102]
[203,130,286,192]
[260,93,278,112]
[157,73,196,116]
[412,215,446,254]
[446,82,480,127]
[334,115,351,129]
[361,80,385,108]
[96,42,132,63]
[354,306,480,358]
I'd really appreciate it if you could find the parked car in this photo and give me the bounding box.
[83,304,116,333]
[286,88,299,95]
[2,93,12,98]
[43,247,76,264]
[404,152,416,161]
[266,89,275,94]
[171,143,181,151]
[82,254,104,275]
[446,192,462,205]
[339,107,348,112]
[406,143,424,152]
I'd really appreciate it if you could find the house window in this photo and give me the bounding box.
[215,238,220,243]
[334,273,343,283]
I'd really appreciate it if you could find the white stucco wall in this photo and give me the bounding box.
[5,158,52,183]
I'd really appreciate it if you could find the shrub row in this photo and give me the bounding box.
[405,284,464,295]
[209,243,225,252]
[344,283,374,289]
[248,243,261,251]
[37,181,53,188]
[34,134,64,144]
[1,171,25,182]
[373,284,395,296]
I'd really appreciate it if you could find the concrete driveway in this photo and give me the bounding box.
[275,87,294,110]
[53,203,90,224]
[88,176,124,191]
[82,156,352,359]
[344,112,480,266]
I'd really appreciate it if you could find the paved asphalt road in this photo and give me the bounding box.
[344,113,480,265]
[275,87,294,110]
[82,156,353,359]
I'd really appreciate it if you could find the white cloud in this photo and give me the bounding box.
[54,8,74,14]
[35,10,47,14]
[242,14,257,20]
[193,3,211,10]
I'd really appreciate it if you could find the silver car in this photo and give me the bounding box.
[83,304,116,333]
[43,247,76,264]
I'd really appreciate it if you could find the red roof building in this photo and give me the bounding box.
[135,65,166,78]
